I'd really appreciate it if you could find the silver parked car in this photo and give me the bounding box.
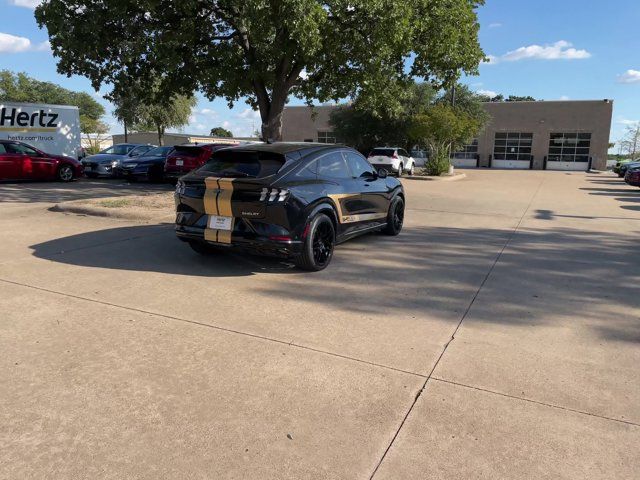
[82,143,155,178]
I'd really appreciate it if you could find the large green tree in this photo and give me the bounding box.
[330,82,488,155]
[0,70,105,133]
[330,82,437,153]
[408,104,484,175]
[210,127,234,138]
[36,0,485,141]
[133,95,197,145]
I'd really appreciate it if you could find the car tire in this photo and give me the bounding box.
[57,164,74,182]
[397,163,403,177]
[188,240,216,255]
[383,196,404,236]
[294,213,335,271]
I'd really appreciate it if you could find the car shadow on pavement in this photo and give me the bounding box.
[29,222,640,343]
[0,178,173,203]
[29,224,299,277]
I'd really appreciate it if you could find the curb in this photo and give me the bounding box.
[402,173,466,182]
[50,203,173,222]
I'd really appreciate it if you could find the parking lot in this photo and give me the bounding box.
[1,171,639,479]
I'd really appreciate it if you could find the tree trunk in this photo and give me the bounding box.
[260,101,285,142]
[124,121,128,143]
[157,125,164,146]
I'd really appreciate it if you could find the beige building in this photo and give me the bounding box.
[281,100,613,171]
[111,132,253,147]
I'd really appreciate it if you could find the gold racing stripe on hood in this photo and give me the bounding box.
[203,177,235,244]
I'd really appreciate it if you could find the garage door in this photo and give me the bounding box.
[451,139,479,168]
[546,132,591,171]
[492,132,533,169]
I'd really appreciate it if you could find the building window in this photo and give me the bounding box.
[548,133,591,162]
[452,139,478,159]
[317,131,336,144]
[493,132,533,161]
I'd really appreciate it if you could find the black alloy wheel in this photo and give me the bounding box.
[57,164,74,182]
[295,213,335,271]
[383,197,404,236]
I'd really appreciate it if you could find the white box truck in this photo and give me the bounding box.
[0,102,82,159]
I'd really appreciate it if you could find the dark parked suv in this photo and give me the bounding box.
[174,143,405,270]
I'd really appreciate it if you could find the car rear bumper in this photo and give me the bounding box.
[624,177,640,186]
[371,162,401,173]
[175,212,303,258]
[82,163,116,177]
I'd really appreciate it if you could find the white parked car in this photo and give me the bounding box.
[367,147,416,176]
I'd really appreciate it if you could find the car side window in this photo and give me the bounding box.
[399,149,408,157]
[344,151,375,178]
[318,152,351,179]
[295,159,318,179]
[6,143,37,155]
[0,143,6,154]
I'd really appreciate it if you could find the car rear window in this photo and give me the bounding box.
[370,148,395,157]
[171,145,203,157]
[145,146,173,157]
[199,150,286,178]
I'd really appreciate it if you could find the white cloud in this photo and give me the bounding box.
[34,40,50,52]
[488,23,502,28]
[0,32,50,53]
[483,54,499,65]
[616,117,639,126]
[8,0,41,8]
[198,108,216,116]
[487,41,591,65]
[559,95,570,100]
[0,32,31,53]
[476,89,498,98]
[237,108,260,119]
[617,69,640,84]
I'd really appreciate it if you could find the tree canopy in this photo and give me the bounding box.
[36,0,485,141]
[408,104,483,175]
[133,94,197,146]
[210,127,234,138]
[329,82,488,155]
[0,70,106,133]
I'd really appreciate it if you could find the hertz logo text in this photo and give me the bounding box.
[0,108,59,128]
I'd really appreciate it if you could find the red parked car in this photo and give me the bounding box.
[0,140,83,182]
[164,143,237,182]
[624,167,640,187]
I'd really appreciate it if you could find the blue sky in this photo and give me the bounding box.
[1,0,639,148]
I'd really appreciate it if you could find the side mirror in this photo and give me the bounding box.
[377,168,388,179]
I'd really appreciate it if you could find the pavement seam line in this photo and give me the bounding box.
[431,377,640,428]
[0,277,427,380]
[368,175,548,480]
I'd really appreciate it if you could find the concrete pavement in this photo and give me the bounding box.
[1,172,638,479]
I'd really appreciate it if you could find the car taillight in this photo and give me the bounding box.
[259,188,289,202]
[269,235,292,242]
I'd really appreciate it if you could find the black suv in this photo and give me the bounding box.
[174,143,405,270]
